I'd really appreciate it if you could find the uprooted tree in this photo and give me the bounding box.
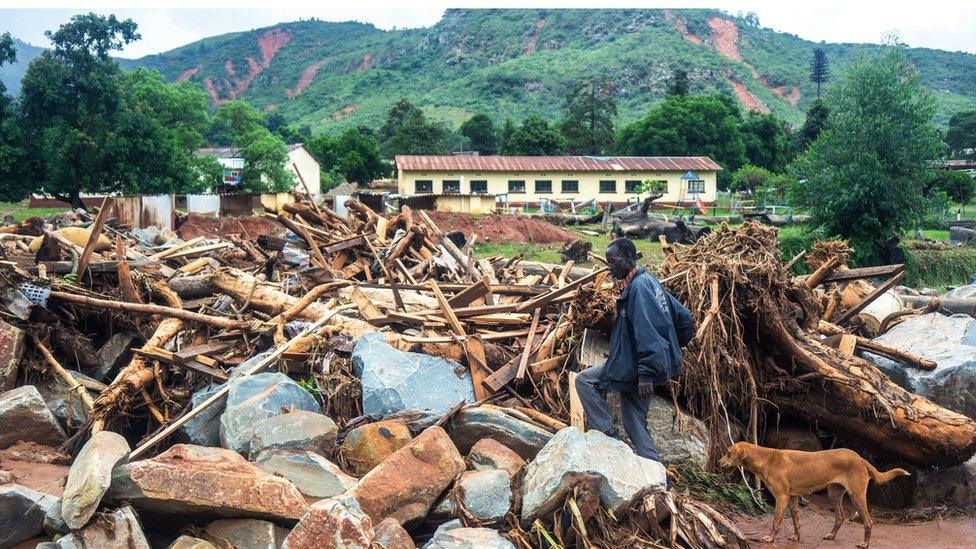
[660,222,976,467]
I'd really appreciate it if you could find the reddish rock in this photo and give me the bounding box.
[283,494,372,549]
[350,426,464,527]
[339,420,412,476]
[0,319,26,391]
[110,444,307,523]
[467,438,525,477]
[372,517,415,548]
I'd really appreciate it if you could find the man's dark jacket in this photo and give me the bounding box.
[602,268,694,391]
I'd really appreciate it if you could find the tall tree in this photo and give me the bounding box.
[740,112,795,173]
[789,50,944,260]
[460,113,498,155]
[798,98,829,148]
[18,13,140,208]
[946,109,976,158]
[559,78,616,155]
[503,115,565,156]
[212,101,293,193]
[810,47,829,99]
[666,68,690,97]
[499,118,514,155]
[378,98,447,157]
[0,32,29,201]
[307,128,389,185]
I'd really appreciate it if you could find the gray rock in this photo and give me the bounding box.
[0,484,59,547]
[423,521,514,549]
[373,517,415,549]
[0,318,26,391]
[645,395,709,466]
[181,383,225,446]
[55,505,150,549]
[0,385,67,449]
[467,438,525,477]
[43,498,70,536]
[219,372,319,455]
[520,427,667,524]
[446,405,552,460]
[169,535,219,549]
[37,370,101,429]
[254,449,356,499]
[248,410,337,460]
[95,332,139,381]
[457,470,511,525]
[866,313,976,418]
[62,431,131,529]
[914,456,976,507]
[204,518,289,549]
[944,285,976,299]
[354,332,475,417]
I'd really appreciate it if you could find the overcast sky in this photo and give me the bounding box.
[2,0,975,59]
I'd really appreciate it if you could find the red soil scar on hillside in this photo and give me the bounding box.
[286,61,323,98]
[329,103,360,121]
[358,52,373,71]
[523,18,546,54]
[728,78,769,114]
[665,10,703,44]
[176,66,201,82]
[205,28,292,104]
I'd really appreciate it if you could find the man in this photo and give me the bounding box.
[574,238,694,462]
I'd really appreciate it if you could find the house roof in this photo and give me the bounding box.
[323,182,357,199]
[196,143,305,158]
[394,155,722,173]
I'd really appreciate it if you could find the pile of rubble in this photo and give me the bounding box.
[4,195,976,548]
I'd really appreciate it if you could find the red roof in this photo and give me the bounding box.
[395,155,722,173]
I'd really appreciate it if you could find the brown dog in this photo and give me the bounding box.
[719,442,909,548]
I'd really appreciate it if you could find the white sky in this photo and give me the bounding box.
[1,0,974,59]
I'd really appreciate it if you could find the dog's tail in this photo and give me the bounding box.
[866,462,911,484]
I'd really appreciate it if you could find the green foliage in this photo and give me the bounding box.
[675,463,767,516]
[499,118,514,154]
[798,99,829,148]
[213,100,293,192]
[789,50,945,261]
[307,128,389,184]
[0,32,27,202]
[810,47,829,98]
[636,179,667,196]
[928,169,975,205]
[946,109,976,157]
[460,113,498,155]
[666,68,690,97]
[615,94,746,186]
[730,164,774,193]
[740,112,795,173]
[378,98,448,158]
[503,114,565,155]
[559,77,616,155]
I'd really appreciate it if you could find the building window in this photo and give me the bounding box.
[471,180,488,194]
[561,180,579,193]
[687,180,705,194]
[625,180,642,193]
[599,180,617,193]
[535,180,552,193]
[442,180,460,194]
[415,180,433,194]
[508,180,526,194]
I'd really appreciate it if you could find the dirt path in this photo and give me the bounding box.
[734,497,976,549]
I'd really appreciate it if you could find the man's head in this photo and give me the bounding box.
[606,238,637,279]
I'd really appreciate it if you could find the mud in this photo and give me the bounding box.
[0,442,71,496]
[425,211,576,244]
[177,214,282,240]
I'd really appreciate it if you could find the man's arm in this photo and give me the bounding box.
[668,293,695,347]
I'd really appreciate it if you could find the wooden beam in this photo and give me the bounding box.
[431,280,465,336]
[820,264,904,284]
[76,196,114,276]
[514,268,607,313]
[568,371,585,430]
[515,308,542,381]
[835,271,906,325]
[463,335,490,401]
[447,278,491,308]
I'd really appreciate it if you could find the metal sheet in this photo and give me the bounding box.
[394,155,723,173]
[186,194,220,216]
[140,194,174,230]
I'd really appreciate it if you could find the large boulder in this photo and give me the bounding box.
[37,369,101,429]
[446,405,552,460]
[373,517,415,549]
[203,518,289,549]
[61,431,131,529]
[866,313,976,418]
[220,372,320,455]
[283,494,373,549]
[423,520,514,549]
[0,484,59,547]
[95,332,139,382]
[466,438,525,477]
[521,427,667,524]
[339,419,413,476]
[350,426,465,527]
[109,444,307,523]
[255,449,356,499]
[249,410,337,460]
[456,469,512,525]
[0,318,26,391]
[169,536,219,549]
[180,383,225,446]
[353,332,475,417]
[54,506,150,549]
[645,395,710,466]
[0,385,66,449]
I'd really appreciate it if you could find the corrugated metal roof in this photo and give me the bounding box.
[197,143,305,159]
[394,155,722,172]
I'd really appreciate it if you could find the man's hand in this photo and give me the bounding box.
[638,376,654,399]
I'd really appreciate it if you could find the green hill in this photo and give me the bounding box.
[15,9,976,132]
[0,38,44,96]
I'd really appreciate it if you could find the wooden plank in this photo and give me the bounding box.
[835,271,906,325]
[431,280,465,336]
[463,335,490,401]
[515,308,542,380]
[568,371,585,430]
[821,264,904,283]
[323,234,374,255]
[515,268,607,313]
[530,354,567,376]
[482,355,520,394]
[839,334,857,356]
[350,286,383,320]
[173,341,233,363]
[76,196,114,276]
[149,236,204,260]
[447,278,491,308]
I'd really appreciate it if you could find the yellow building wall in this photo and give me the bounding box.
[397,169,718,204]
[434,194,493,214]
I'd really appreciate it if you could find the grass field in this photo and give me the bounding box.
[0,202,70,222]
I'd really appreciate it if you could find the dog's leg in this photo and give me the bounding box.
[762,495,788,543]
[787,496,801,541]
[823,484,845,541]
[852,491,873,548]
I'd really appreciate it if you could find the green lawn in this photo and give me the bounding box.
[0,201,70,222]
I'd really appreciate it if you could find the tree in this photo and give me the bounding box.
[18,13,140,208]
[946,109,976,158]
[499,118,514,155]
[789,50,944,260]
[0,32,29,202]
[740,112,795,173]
[306,128,389,185]
[798,98,829,148]
[810,47,829,99]
[460,113,498,155]
[212,101,293,193]
[616,94,746,187]
[559,78,616,155]
[928,170,975,206]
[503,115,565,155]
[730,165,776,193]
[378,98,447,157]
[667,69,690,97]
